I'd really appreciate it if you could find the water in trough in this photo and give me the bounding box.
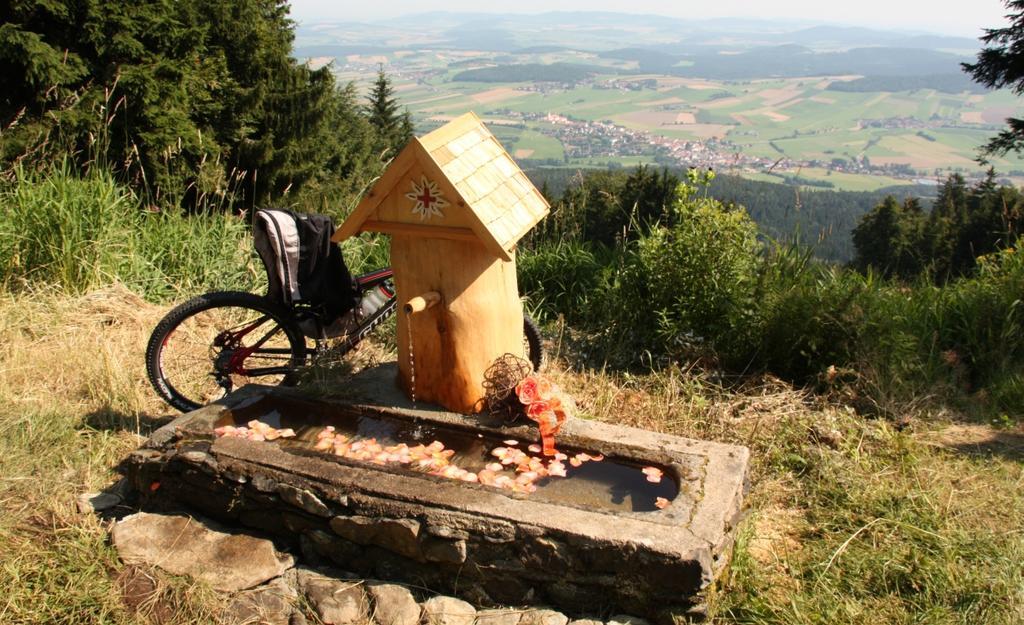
[216,393,678,513]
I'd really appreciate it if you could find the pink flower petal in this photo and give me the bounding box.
[642,467,664,483]
[548,461,567,477]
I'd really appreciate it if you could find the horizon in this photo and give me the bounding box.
[287,1,1011,39]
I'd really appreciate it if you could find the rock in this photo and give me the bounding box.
[130,448,163,461]
[567,620,602,625]
[330,516,422,559]
[252,474,280,493]
[653,605,705,625]
[421,537,467,564]
[111,512,294,592]
[224,577,296,625]
[810,425,843,449]
[367,582,421,625]
[476,608,523,625]
[420,595,476,625]
[76,491,121,514]
[607,616,649,625]
[423,524,469,540]
[278,484,331,517]
[180,450,211,464]
[297,570,369,625]
[518,609,568,625]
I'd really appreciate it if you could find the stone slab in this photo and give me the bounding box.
[111,512,294,592]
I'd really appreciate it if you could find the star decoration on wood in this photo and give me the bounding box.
[405,176,448,221]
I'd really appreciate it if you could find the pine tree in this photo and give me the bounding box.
[963,1,1024,157]
[364,66,415,157]
[398,109,416,146]
[366,66,401,153]
[0,0,379,208]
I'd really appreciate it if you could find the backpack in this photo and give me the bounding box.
[253,209,359,332]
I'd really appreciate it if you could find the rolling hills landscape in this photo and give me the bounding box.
[296,12,1024,192]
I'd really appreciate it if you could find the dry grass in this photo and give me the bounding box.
[0,288,1021,624]
[0,285,222,624]
[538,353,1024,624]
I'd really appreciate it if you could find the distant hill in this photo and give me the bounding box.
[294,44,396,57]
[827,73,986,94]
[294,13,983,75]
[770,25,978,50]
[600,45,970,79]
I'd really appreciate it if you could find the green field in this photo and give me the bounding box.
[334,48,1024,191]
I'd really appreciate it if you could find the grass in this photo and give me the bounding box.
[539,346,1024,624]
[0,159,1020,623]
[0,286,226,624]
[0,283,1020,624]
[0,164,255,301]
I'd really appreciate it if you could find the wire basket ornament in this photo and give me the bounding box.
[481,353,534,421]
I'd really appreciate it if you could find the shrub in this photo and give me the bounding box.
[598,181,761,366]
[517,240,609,324]
[750,244,869,382]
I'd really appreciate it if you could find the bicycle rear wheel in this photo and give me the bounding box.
[146,291,308,413]
[523,315,543,372]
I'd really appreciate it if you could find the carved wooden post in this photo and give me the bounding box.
[332,113,549,413]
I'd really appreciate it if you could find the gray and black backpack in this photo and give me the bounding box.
[253,209,359,332]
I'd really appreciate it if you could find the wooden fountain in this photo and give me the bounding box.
[332,112,550,413]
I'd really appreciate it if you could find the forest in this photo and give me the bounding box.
[826,73,987,93]
[528,167,935,262]
[597,44,968,79]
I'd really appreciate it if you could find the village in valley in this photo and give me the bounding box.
[302,15,1023,191]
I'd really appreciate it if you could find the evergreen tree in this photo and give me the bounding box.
[398,109,416,146]
[0,0,379,208]
[853,173,1023,282]
[852,196,923,280]
[963,1,1024,157]
[365,66,412,156]
[923,173,967,277]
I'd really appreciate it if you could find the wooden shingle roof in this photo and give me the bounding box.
[333,112,549,261]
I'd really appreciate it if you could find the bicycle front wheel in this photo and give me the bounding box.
[146,291,308,413]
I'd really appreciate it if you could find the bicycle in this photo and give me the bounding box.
[145,265,544,413]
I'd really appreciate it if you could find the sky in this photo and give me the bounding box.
[288,0,1011,38]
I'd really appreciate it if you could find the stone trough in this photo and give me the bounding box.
[120,365,749,622]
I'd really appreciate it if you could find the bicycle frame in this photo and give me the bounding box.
[211,318,295,378]
[290,267,398,356]
[204,268,398,383]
